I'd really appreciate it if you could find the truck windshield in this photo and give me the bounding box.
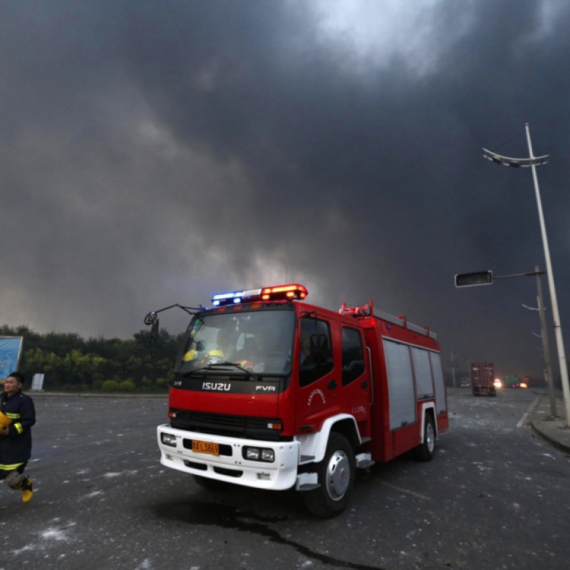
[175,308,295,376]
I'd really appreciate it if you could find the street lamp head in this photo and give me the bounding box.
[482,148,549,168]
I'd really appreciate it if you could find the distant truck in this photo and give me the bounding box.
[471,362,496,396]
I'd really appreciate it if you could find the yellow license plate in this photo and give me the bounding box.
[192,440,220,456]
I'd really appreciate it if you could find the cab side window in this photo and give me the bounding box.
[342,327,365,386]
[299,317,333,387]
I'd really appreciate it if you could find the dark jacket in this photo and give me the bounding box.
[0,390,36,467]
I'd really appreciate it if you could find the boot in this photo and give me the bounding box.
[21,477,33,503]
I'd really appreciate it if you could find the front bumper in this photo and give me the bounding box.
[157,424,301,490]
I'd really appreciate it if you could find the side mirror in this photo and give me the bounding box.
[144,311,158,326]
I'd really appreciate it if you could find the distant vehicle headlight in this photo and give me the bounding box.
[493,379,502,389]
[520,382,528,389]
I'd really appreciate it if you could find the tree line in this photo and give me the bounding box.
[1,325,184,392]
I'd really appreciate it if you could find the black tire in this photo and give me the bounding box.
[192,474,228,491]
[414,415,436,462]
[302,433,355,519]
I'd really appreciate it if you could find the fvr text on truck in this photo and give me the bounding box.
[148,283,449,518]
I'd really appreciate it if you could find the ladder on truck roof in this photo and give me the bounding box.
[374,308,438,340]
[339,302,438,340]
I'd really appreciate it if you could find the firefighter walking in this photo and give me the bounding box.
[0,372,36,503]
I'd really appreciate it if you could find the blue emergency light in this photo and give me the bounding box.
[212,288,261,306]
[212,290,244,306]
[211,284,308,306]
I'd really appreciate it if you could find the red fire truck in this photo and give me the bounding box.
[148,283,448,517]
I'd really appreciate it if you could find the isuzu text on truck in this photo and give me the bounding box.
[146,283,448,517]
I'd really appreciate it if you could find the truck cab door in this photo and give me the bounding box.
[296,316,338,428]
[338,326,371,434]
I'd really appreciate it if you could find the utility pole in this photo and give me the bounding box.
[523,265,557,417]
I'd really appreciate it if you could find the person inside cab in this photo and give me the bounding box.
[299,334,314,368]
[236,329,287,373]
[184,328,237,363]
[215,328,238,361]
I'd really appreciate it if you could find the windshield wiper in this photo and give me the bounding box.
[185,362,253,377]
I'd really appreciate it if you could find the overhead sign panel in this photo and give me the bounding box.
[455,271,493,288]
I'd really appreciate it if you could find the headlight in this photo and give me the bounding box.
[245,448,260,460]
[243,446,275,462]
[161,433,177,447]
[261,449,275,462]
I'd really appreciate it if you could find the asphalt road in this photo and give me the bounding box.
[1,388,569,570]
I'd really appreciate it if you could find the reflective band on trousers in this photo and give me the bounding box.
[0,462,25,471]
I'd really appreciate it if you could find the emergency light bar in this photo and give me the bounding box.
[261,284,307,300]
[212,284,308,306]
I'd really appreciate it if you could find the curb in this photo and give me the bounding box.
[529,394,570,455]
[530,421,570,454]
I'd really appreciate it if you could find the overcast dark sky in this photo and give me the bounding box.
[2,0,569,380]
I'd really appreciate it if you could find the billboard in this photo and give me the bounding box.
[0,336,24,380]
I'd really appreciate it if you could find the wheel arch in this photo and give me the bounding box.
[420,402,438,442]
[298,414,360,464]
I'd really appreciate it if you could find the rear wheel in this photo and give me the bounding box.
[302,433,355,518]
[414,415,436,461]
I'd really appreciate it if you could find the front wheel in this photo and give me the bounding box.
[414,415,436,462]
[302,433,355,518]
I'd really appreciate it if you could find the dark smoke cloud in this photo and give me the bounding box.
[1,0,569,379]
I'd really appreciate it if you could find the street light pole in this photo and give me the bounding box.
[525,125,570,425]
[483,124,570,426]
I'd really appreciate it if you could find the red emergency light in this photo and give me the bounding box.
[212,283,308,306]
[261,284,308,301]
